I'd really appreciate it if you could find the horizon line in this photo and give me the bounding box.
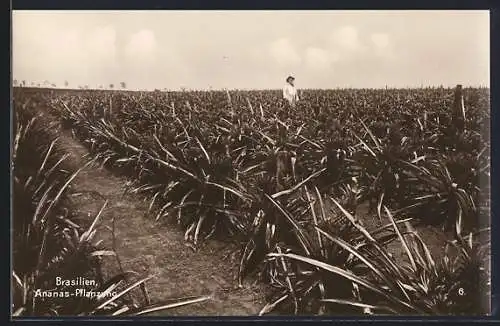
[13,85,491,92]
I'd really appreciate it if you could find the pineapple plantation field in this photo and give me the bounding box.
[12,86,491,316]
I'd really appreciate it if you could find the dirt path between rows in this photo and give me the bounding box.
[52,123,268,316]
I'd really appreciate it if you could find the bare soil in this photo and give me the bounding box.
[53,124,268,316]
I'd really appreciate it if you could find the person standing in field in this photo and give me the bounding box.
[283,75,299,107]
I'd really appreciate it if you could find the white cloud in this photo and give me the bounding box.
[13,21,120,87]
[48,29,85,63]
[370,33,394,58]
[125,29,157,63]
[37,26,117,68]
[371,33,389,49]
[269,38,302,66]
[330,26,363,52]
[305,47,339,70]
[86,26,117,63]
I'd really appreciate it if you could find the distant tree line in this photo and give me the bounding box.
[13,79,128,90]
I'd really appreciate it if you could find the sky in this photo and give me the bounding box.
[12,10,490,90]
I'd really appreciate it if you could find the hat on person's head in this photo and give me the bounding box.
[286,76,295,83]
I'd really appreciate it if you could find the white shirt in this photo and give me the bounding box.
[283,83,299,105]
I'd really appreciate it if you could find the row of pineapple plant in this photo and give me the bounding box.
[12,91,209,317]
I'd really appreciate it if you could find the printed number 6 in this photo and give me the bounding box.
[458,288,465,296]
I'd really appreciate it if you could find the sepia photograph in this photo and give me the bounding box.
[11,10,490,317]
